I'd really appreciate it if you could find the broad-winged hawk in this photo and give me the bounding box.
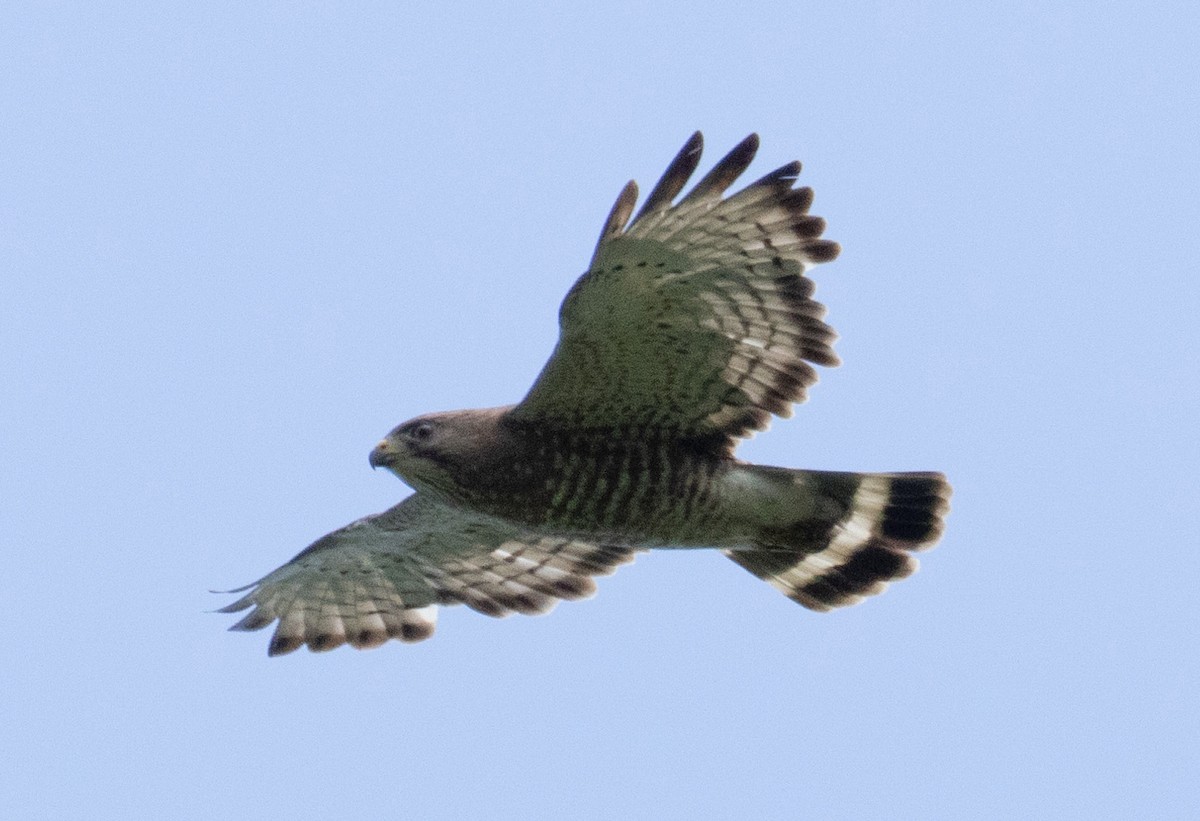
[219,133,951,655]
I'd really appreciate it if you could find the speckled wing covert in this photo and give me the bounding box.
[217,495,635,656]
[512,132,841,442]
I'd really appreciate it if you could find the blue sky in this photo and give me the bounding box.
[3,2,1198,819]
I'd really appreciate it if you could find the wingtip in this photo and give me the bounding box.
[210,582,257,595]
[268,634,304,657]
[734,132,761,163]
[594,179,639,249]
[680,132,761,203]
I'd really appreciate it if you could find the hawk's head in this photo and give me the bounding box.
[369,406,516,498]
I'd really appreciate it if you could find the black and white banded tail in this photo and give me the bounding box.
[726,469,951,611]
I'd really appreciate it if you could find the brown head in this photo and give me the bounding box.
[369,406,517,498]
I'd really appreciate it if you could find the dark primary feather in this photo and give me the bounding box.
[595,180,639,248]
[632,131,704,222]
[674,133,759,205]
[513,132,843,443]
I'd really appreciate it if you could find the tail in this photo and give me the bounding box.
[724,468,951,611]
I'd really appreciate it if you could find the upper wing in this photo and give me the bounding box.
[217,494,636,656]
[511,132,841,444]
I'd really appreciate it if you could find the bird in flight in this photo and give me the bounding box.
[219,132,951,656]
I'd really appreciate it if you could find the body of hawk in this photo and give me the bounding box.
[220,133,951,655]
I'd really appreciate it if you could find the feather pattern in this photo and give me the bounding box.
[217,496,635,655]
[514,132,842,443]
[725,472,951,611]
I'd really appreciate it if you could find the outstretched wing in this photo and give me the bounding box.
[512,132,841,444]
[217,494,636,656]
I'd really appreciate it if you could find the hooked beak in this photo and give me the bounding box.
[369,440,397,469]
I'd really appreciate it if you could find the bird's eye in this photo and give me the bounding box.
[410,422,434,441]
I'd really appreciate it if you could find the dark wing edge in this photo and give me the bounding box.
[216,497,637,656]
[517,132,843,442]
[591,132,840,272]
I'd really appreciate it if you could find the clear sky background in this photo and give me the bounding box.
[3,2,1198,819]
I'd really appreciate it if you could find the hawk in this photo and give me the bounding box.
[219,133,951,656]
